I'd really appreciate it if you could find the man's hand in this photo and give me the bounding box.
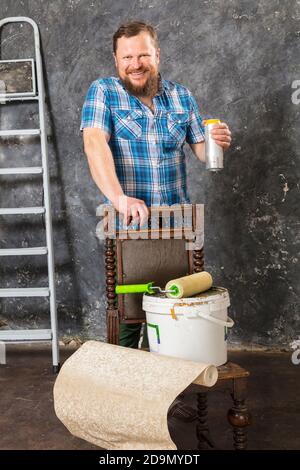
[113,195,149,228]
[210,122,232,150]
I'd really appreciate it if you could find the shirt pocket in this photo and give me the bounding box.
[112,109,144,140]
[166,111,189,143]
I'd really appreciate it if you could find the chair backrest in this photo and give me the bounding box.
[104,204,204,324]
[117,238,193,322]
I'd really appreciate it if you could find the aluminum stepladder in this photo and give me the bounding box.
[0,17,59,372]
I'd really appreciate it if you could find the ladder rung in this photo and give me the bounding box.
[0,247,47,256]
[0,167,43,175]
[0,329,52,342]
[0,207,45,215]
[0,129,40,137]
[0,96,39,102]
[0,288,49,298]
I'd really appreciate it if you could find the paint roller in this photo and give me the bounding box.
[115,271,213,299]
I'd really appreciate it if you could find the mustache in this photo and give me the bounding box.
[126,67,150,74]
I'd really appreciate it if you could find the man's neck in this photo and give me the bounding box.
[138,95,154,112]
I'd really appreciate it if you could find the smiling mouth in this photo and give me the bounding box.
[129,70,148,78]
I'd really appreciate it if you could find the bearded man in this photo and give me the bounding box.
[81,21,231,354]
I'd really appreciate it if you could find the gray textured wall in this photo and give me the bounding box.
[0,0,299,348]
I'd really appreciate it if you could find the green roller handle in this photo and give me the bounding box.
[115,282,154,295]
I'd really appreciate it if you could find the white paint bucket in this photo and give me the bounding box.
[142,287,233,366]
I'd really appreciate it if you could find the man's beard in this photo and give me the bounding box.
[120,67,159,98]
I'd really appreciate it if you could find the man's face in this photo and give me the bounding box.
[114,32,160,97]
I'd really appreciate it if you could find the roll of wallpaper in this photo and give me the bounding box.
[54,341,217,450]
[165,271,213,299]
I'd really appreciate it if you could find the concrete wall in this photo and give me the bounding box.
[0,0,299,348]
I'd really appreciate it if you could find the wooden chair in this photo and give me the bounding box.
[102,203,251,449]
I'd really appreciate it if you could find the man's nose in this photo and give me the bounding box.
[131,57,142,69]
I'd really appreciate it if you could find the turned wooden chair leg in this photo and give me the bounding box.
[105,238,119,344]
[227,377,251,450]
[196,391,215,449]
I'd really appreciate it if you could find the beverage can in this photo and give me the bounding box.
[203,119,224,171]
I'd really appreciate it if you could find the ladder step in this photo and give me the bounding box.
[0,247,47,256]
[0,129,40,137]
[0,287,49,298]
[0,96,39,102]
[0,167,43,175]
[0,206,45,215]
[0,329,52,342]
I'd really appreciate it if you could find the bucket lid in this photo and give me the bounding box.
[142,286,230,312]
[187,286,227,299]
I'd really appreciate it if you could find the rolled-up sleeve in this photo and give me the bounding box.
[186,92,205,144]
[80,81,112,135]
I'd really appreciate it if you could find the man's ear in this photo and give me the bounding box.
[156,48,160,64]
[113,53,117,68]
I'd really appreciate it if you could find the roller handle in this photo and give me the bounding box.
[115,282,154,294]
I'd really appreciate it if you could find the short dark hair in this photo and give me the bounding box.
[113,21,159,54]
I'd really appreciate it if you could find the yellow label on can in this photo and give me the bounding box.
[203,119,220,126]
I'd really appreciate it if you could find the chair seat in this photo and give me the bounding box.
[217,361,250,381]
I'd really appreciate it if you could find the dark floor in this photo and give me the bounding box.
[0,345,299,450]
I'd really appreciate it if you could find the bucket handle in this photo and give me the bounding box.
[175,305,234,327]
[196,311,234,328]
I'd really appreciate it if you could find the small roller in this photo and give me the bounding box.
[115,272,213,298]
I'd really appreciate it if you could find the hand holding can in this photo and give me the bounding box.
[203,119,224,172]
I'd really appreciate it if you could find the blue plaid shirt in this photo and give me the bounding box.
[81,76,205,206]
